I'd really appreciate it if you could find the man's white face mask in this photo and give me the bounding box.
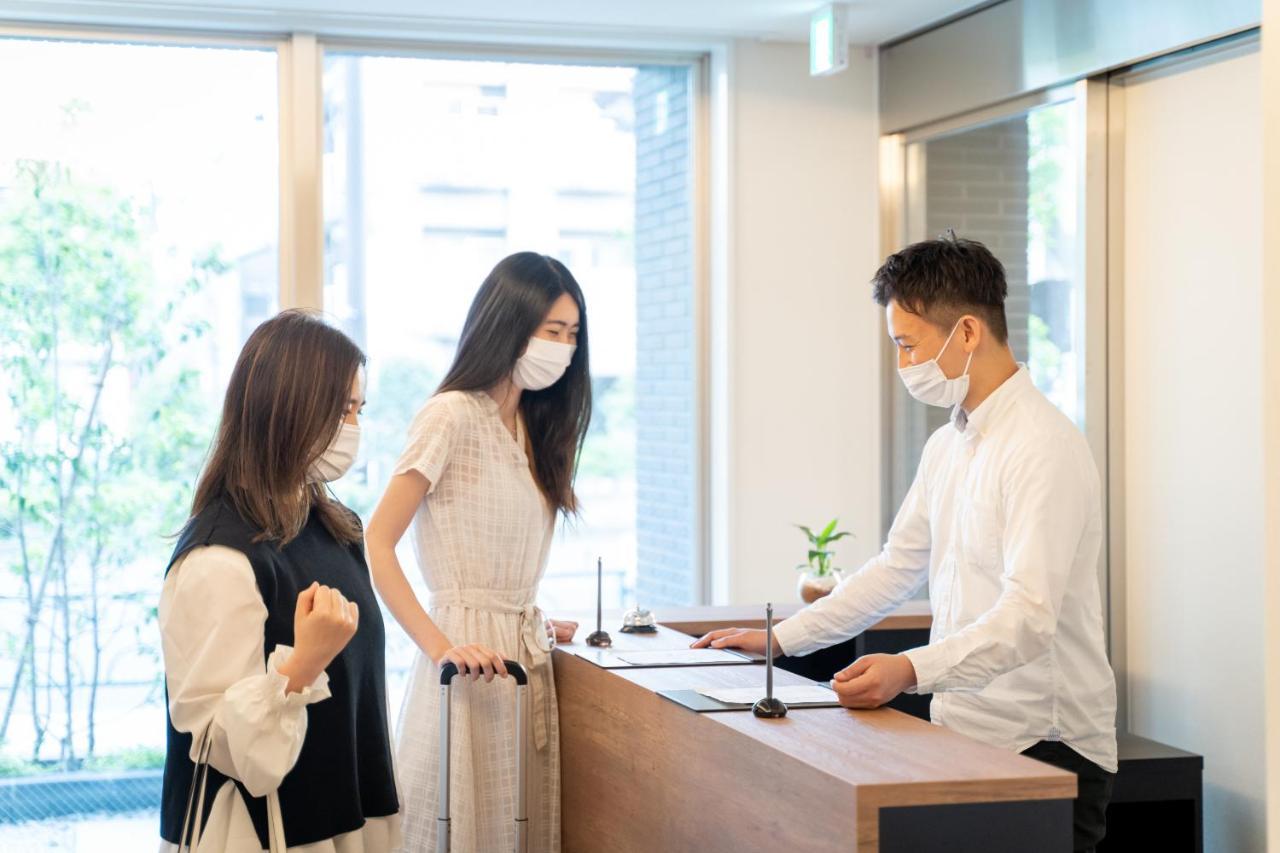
[897,319,974,408]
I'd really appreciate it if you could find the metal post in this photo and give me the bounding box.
[753,602,787,718]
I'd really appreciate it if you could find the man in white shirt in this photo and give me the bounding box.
[693,234,1118,853]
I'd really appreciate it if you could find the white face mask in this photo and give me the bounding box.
[512,336,576,391]
[307,422,361,483]
[897,320,974,408]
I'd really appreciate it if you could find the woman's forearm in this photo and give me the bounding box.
[367,541,451,662]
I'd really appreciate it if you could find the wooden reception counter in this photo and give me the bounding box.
[553,607,1075,853]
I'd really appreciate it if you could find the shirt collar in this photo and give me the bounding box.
[951,365,1032,440]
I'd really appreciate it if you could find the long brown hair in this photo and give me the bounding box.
[437,252,591,516]
[189,310,366,545]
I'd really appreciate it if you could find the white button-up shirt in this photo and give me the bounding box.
[774,367,1117,772]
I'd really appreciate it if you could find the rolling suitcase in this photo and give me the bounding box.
[437,659,530,853]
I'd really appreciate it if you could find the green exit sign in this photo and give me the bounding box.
[810,4,849,76]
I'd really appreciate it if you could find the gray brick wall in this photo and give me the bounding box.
[889,117,1032,526]
[924,120,1031,361]
[633,66,697,607]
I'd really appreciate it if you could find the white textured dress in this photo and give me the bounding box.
[392,390,559,853]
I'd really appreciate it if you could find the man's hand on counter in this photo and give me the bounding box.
[831,654,917,709]
[689,626,782,656]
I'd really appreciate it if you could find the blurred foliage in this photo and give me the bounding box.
[0,159,221,768]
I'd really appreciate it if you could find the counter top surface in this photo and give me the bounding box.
[554,621,1074,802]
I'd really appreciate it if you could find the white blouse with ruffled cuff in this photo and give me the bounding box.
[158,544,401,852]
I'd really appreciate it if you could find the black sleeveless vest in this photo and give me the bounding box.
[159,497,399,848]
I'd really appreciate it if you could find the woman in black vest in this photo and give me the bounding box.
[158,310,400,851]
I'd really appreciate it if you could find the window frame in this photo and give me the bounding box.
[313,38,711,604]
[0,21,714,603]
[876,80,1110,622]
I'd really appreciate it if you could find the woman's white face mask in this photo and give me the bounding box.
[512,336,576,391]
[897,319,974,408]
[307,422,361,483]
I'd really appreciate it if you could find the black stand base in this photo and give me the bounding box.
[752,697,788,718]
[585,630,613,648]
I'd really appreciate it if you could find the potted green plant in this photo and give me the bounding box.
[795,519,852,603]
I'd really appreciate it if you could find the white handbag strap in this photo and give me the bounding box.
[267,790,286,852]
[179,722,286,853]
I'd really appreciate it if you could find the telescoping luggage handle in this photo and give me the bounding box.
[438,659,530,853]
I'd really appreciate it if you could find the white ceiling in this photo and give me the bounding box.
[4,1,981,45]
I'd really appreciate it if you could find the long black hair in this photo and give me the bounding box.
[437,252,591,517]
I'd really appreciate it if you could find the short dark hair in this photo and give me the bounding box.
[871,234,1009,343]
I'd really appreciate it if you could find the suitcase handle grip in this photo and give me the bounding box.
[439,659,528,686]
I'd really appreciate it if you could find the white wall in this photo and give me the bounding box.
[712,40,883,605]
[1263,1,1280,848]
[1119,46,1266,853]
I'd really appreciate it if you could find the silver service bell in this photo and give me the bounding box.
[620,605,658,634]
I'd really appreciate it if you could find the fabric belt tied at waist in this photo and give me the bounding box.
[430,588,553,751]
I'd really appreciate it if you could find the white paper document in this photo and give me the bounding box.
[613,648,749,666]
[696,685,839,705]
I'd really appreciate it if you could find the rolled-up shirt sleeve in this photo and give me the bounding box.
[160,545,330,798]
[773,449,933,658]
[904,442,1087,694]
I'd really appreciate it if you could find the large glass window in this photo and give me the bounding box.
[0,35,701,847]
[321,54,699,643]
[888,98,1084,518]
[0,37,278,844]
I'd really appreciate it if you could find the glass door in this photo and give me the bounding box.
[887,95,1088,515]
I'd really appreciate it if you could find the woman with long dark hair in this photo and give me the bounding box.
[159,310,400,851]
[366,252,590,852]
